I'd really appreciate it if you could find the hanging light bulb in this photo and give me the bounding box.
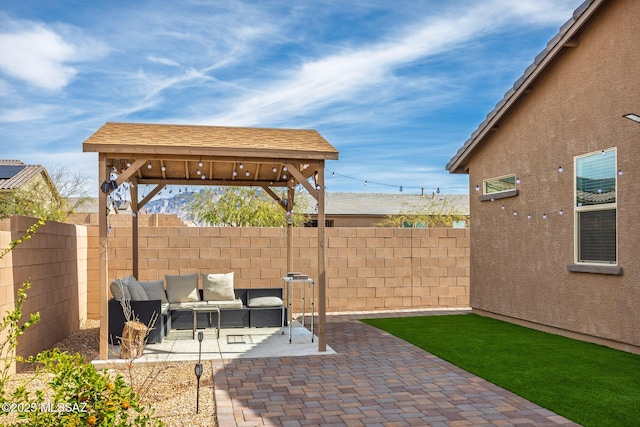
[513,211,518,216]
[239,163,244,169]
[516,177,521,185]
[543,213,547,219]
[283,166,287,172]
[198,161,203,167]
[490,197,495,202]
[282,174,287,179]
[245,171,250,176]
[558,166,563,173]
[126,162,131,167]
[272,167,277,173]
[233,171,238,177]
[436,187,440,194]
[527,214,532,219]
[501,204,506,210]
[618,169,623,176]
[147,163,152,169]
[161,166,166,172]
[475,185,480,192]
[364,180,368,186]
[601,149,606,155]
[559,209,564,215]
[332,171,335,177]
[201,175,206,180]
[196,169,201,175]
[399,186,403,192]
[316,185,321,190]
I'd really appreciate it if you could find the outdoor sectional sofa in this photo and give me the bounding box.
[108,273,286,345]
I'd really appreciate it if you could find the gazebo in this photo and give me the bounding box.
[83,122,339,359]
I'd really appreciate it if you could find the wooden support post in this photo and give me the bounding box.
[287,181,295,273]
[130,178,139,278]
[317,163,327,352]
[98,154,109,360]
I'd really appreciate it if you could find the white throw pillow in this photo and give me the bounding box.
[202,272,235,301]
[110,279,131,301]
[125,276,148,301]
[248,296,284,308]
[139,279,168,303]
[165,273,200,303]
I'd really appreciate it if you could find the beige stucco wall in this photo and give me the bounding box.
[0,216,88,372]
[85,217,469,317]
[465,0,640,352]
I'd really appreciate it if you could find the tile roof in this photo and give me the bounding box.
[305,192,469,216]
[447,0,601,173]
[0,160,47,191]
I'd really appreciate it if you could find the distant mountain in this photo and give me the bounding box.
[144,190,197,222]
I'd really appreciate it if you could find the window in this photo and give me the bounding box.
[483,174,516,195]
[574,148,617,264]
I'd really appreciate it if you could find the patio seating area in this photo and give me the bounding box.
[93,319,333,369]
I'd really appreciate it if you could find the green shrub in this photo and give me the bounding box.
[6,349,164,426]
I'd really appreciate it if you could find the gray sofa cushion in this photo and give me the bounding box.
[248,296,284,308]
[126,276,148,301]
[140,279,168,303]
[165,273,200,303]
[202,272,235,301]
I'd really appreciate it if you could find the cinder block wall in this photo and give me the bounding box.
[0,216,88,372]
[87,217,469,317]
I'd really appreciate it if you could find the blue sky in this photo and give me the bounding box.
[0,0,583,196]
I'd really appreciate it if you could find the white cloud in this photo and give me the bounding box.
[0,17,108,91]
[146,55,181,67]
[201,0,579,127]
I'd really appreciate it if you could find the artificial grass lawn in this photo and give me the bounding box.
[362,314,640,427]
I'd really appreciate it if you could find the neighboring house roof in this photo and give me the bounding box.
[307,192,469,216]
[77,192,470,216]
[0,160,49,191]
[447,0,603,173]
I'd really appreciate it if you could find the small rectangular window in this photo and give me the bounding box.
[483,174,516,195]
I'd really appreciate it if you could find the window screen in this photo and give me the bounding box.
[578,209,616,263]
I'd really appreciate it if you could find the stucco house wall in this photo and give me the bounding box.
[452,0,640,352]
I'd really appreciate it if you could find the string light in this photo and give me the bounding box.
[272,167,277,173]
[475,185,480,191]
[147,163,152,169]
[558,166,563,173]
[329,170,465,194]
[198,161,203,167]
[233,171,238,177]
[245,171,250,177]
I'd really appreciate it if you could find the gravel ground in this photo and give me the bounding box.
[5,320,217,426]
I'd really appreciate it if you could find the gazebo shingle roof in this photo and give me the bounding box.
[83,122,338,159]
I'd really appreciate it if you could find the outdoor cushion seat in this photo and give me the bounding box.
[168,299,243,311]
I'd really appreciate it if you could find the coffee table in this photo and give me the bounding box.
[192,306,220,339]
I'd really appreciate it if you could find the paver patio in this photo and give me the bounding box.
[213,311,580,426]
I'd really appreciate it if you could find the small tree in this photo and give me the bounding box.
[189,186,310,227]
[376,197,469,228]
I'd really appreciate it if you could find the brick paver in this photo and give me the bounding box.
[213,313,580,426]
